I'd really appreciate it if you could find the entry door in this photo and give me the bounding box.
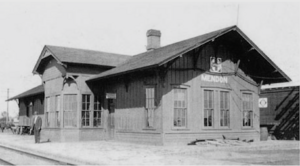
[107,99,115,139]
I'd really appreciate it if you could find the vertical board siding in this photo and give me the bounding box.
[164,42,260,142]
[112,75,162,131]
[19,100,27,116]
[33,97,44,115]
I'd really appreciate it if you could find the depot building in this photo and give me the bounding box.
[8,26,291,145]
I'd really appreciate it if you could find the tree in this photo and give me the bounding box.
[1,111,7,118]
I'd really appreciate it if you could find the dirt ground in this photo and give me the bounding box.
[0,131,299,165]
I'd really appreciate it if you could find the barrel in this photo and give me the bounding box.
[260,127,268,141]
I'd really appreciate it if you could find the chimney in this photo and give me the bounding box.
[146,29,161,51]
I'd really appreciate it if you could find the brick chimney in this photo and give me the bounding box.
[146,29,161,51]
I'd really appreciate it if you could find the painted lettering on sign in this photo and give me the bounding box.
[201,74,228,83]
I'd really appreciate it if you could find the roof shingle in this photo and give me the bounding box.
[7,85,44,101]
[88,26,235,81]
[46,45,131,67]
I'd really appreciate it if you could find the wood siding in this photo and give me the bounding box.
[18,95,44,126]
[107,75,163,132]
[161,42,260,144]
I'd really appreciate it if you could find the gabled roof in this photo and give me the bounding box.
[88,26,235,81]
[87,25,291,84]
[6,85,44,101]
[33,45,131,74]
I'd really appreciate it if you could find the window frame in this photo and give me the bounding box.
[81,94,91,127]
[219,90,230,128]
[241,92,254,128]
[93,94,103,128]
[45,97,50,127]
[63,94,78,128]
[144,85,156,128]
[55,95,61,128]
[203,89,214,128]
[202,88,232,129]
[172,85,189,129]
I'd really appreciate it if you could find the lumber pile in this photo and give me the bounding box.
[187,135,254,146]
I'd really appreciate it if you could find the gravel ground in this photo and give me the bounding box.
[0,131,299,165]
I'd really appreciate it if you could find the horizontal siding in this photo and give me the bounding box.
[42,59,66,82]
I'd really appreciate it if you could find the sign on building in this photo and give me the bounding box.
[210,57,222,73]
[201,74,228,84]
[259,98,268,108]
[106,93,116,99]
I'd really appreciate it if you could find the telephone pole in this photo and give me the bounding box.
[6,88,9,123]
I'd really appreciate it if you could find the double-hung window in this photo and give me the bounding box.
[93,95,102,127]
[82,94,91,127]
[204,90,214,127]
[45,97,50,127]
[220,91,230,127]
[145,86,155,128]
[63,94,77,127]
[242,93,253,127]
[55,95,61,127]
[173,88,187,128]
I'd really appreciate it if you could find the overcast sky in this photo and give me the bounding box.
[0,0,299,118]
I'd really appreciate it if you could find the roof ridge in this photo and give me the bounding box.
[87,25,237,81]
[45,45,131,57]
[124,25,236,61]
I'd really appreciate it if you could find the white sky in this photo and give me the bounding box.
[0,0,299,118]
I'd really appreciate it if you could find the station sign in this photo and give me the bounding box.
[106,93,116,99]
[201,74,228,84]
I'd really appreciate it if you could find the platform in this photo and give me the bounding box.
[0,130,299,165]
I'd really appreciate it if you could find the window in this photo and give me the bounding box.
[145,87,155,128]
[55,95,61,127]
[82,94,91,127]
[63,94,77,127]
[204,90,214,127]
[173,88,187,128]
[45,97,50,127]
[242,93,253,127]
[93,95,102,127]
[220,91,230,127]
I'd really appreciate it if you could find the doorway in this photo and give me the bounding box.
[107,99,115,139]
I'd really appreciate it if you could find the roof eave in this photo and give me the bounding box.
[87,64,159,82]
[158,26,237,66]
[235,27,291,83]
[6,91,44,101]
[32,45,65,75]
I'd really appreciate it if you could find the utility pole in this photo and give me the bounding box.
[236,4,240,26]
[7,88,9,123]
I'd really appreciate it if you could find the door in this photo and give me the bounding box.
[107,99,115,139]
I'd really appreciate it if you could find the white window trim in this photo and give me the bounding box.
[144,85,156,129]
[81,94,92,128]
[241,91,254,129]
[202,88,215,129]
[172,85,189,129]
[219,90,231,128]
[93,94,103,128]
[55,95,61,128]
[202,88,232,129]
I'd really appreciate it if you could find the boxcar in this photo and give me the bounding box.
[260,85,299,140]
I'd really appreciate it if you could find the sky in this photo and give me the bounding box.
[0,0,299,118]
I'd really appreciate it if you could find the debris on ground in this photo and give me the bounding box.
[188,135,254,146]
